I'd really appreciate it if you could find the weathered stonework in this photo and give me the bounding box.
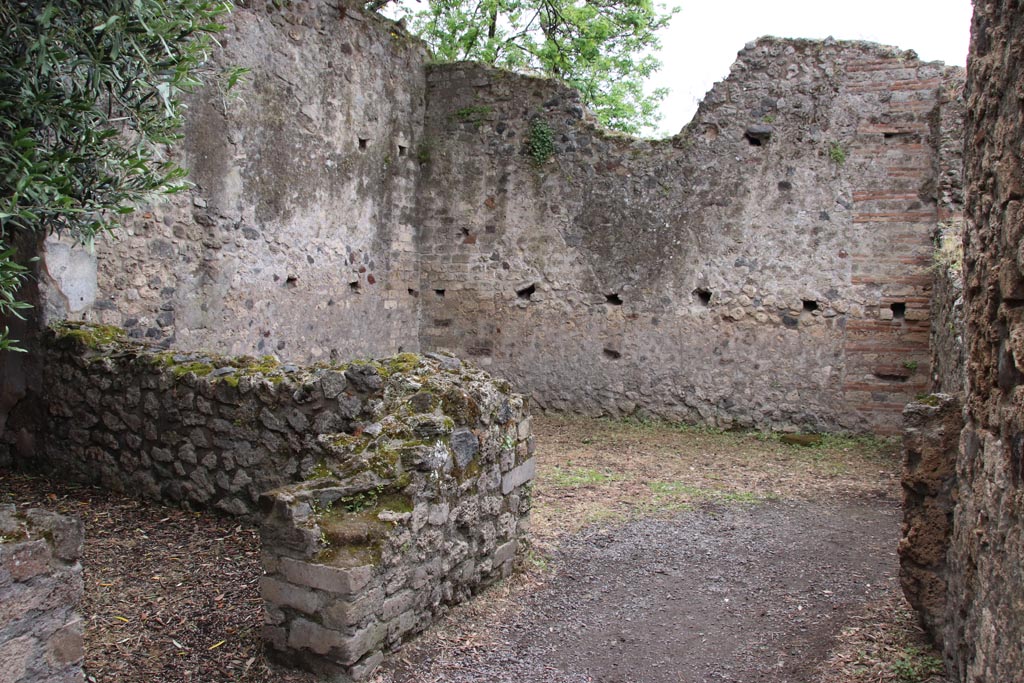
[259,370,532,680]
[28,322,528,521]
[19,321,534,678]
[10,1,965,437]
[941,0,1024,679]
[899,394,961,648]
[76,0,428,362]
[415,45,962,434]
[929,76,967,397]
[0,506,84,683]
[930,259,966,395]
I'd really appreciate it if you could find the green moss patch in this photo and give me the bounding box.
[52,321,127,349]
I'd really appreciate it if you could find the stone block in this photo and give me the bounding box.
[260,576,321,615]
[46,618,84,667]
[493,539,517,566]
[427,503,450,526]
[288,617,344,656]
[381,589,414,621]
[0,634,33,683]
[386,610,419,642]
[502,458,536,494]
[450,428,479,468]
[516,416,532,441]
[3,540,51,582]
[280,557,373,595]
[336,620,387,666]
[320,587,383,629]
[349,650,384,681]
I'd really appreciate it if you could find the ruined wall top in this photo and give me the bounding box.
[417,36,963,433]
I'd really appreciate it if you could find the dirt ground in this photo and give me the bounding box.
[1,415,944,683]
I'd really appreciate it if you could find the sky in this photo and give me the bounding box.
[648,0,974,136]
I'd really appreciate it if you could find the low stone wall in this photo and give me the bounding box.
[0,506,84,683]
[899,395,961,648]
[259,357,533,680]
[27,322,529,522]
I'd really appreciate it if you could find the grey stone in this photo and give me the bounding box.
[424,353,461,371]
[320,587,383,629]
[381,589,415,621]
[493,539,517,566]
[260,576,321,615]
[260,408,286,432]
[319,372,348,399]
[502,458,536,494]
[450,428,479,468]
[280,558,373,595]
[744,123,774,141]
[344,364,383,393]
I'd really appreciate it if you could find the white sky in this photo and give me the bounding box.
[649,0,974,136]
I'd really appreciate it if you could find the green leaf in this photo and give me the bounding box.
[0,0,231,316]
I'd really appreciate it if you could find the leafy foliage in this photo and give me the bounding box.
[828,141,847,164]
[374,0,676,134]
[527,117,555,165]
[0,0,233,349]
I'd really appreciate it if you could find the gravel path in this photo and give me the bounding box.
[384,499,900,683]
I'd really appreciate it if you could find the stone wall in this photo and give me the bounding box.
[898,394,961,648]
[259,368,532,680]
[10,4,969,443]
[27,322,527,520]
[929,78,967,396]
[20,320,533,680]
[943,0,1024,679]
[69,0,428,362]
[416,41,964,434]
[930,259,965,395]
[0,506,84,683]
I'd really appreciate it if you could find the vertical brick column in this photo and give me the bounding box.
[842,58,960,431]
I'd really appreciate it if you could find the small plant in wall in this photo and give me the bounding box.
[527,118,555,166]
[453,105,492,125]
[416,138,434,165]
[828,141,847,165]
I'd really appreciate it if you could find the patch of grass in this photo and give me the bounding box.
[581,506,628,526]
[544,466,620,488]
[453,105,492,124]
[649,481,706,498]
[890,647,944,683]
[529,414,901,545]
[524,549,552,573]
[649,481,768,506]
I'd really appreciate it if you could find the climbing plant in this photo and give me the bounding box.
[0,0,237,350]
[527,118,555,165]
